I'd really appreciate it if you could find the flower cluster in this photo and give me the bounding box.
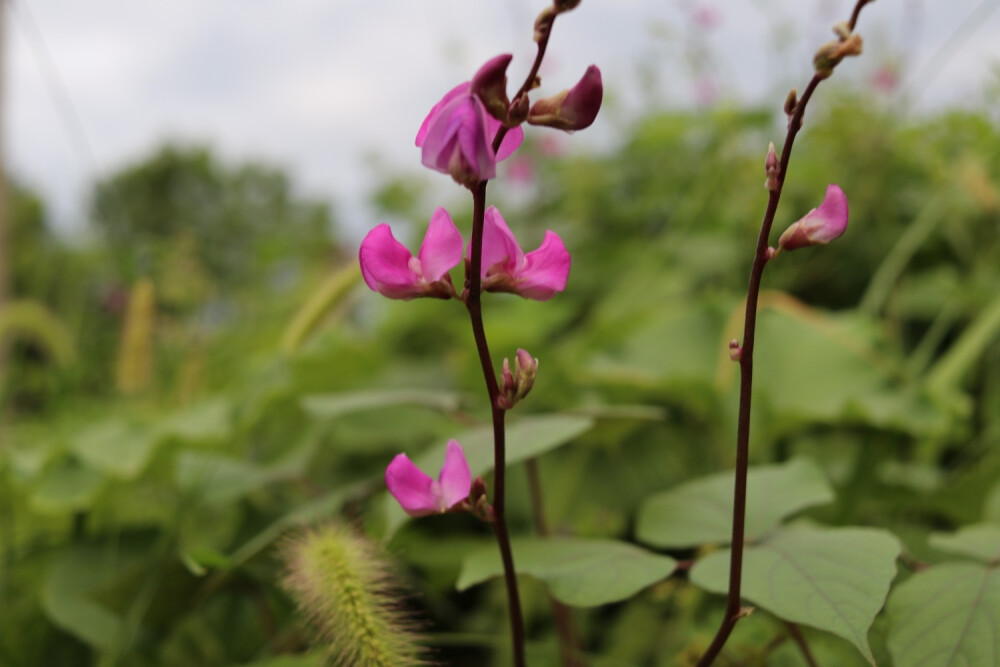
[363,48,601,517]
[360,206,570,302]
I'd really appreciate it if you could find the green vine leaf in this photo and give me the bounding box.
[886,562,1000,667]
[457,537,676,607]
[928,524,1000,564]
[636,458,833,548]
[301,389,462,420]
[690,524,900,664]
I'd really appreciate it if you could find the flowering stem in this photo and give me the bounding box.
[467,182,526,667]
[526,458,585,667]
[460,13,562,666]
[695,3,870,664]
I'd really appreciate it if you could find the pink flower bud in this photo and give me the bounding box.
[514,349,538,400]
[471,206,571,300]
[765,142,780,191]
[471,54,512,123]
[416,77,524,188]
[359,208,463,300]
[527,65,603,132]
[385,440,472,517]
[777,184,849,252]
[501,357,516,406]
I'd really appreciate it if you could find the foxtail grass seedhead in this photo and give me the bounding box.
[281,523,426,667]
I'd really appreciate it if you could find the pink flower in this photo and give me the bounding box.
[386,440,472,517]
[777,184,849,252]
[416,70,524,188]
[527,66,603,132]
[359,207,463,299]
[473,206,571,300]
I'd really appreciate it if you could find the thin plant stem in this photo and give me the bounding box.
[526,458,585,667]
[696,3,871,664]
[463,15,560,666]
[467,182,525,667]
[786,623,820,667]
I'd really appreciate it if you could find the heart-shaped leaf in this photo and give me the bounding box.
[457,537,676,607]
[690,524,900,664]
[636,458,833,548]
[887,562,1000,667]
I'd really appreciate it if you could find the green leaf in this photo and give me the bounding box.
[302,389,462,419]
[70,420,160,479]
[456,537,677,607]
[929,524,1000,564]
[40,543,145,650]
[382,414,593,539]
[228,486,359,567]
[886,562,1000,667]
[690,525,900,664]
[30,460,104,514]
[983,481,1000,524]
[156,397,233,444]
[175,451,270,504]
[636,458,833,548]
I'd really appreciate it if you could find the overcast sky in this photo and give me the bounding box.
[7,0,1000,238]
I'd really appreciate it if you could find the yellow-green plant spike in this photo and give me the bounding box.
[281,522,425,667]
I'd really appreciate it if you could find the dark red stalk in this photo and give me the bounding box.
[696,3,871,663]
[465,12,560,665]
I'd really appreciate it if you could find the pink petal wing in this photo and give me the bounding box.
[416,82,469,147]
[477,206,523,278]
[359,224,420,298]
[438,440,472,509]
[494,124,524,162]
[806,184,849,243]
[386,454,440,517]
[419,208,464,282]
[458,100,497,181]
[516,231,571,300]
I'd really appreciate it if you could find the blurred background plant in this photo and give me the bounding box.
[2,2,1000,666]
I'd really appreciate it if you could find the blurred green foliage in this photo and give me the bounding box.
[2,89,1000,666]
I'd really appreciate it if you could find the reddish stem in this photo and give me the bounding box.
[695,3,871,663]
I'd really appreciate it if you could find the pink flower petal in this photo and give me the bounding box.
[517,231,571,300]
[806,184,849,243]
[418,208,463,282]
[495,125,524,162]
[777,184,849,252]
[437,440,472,509]
[418,86,497,186]
[416,83,468,147]
[385,453,441,517]
[359,224,420,298]
[478,206,524,278]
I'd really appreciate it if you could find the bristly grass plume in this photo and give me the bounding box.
[281,523,426,667]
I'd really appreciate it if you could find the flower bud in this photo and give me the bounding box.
[514,349,538,400]
[501,357,516,407]
[469,476,489,504]
[764,142,780,191]
[729,339,742,361]
[783,88,798,117]
[527,65,603,132]
[508,94,530,127]
[813,34,863,78]
[777,184,849,252]
[471,54,513,123]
